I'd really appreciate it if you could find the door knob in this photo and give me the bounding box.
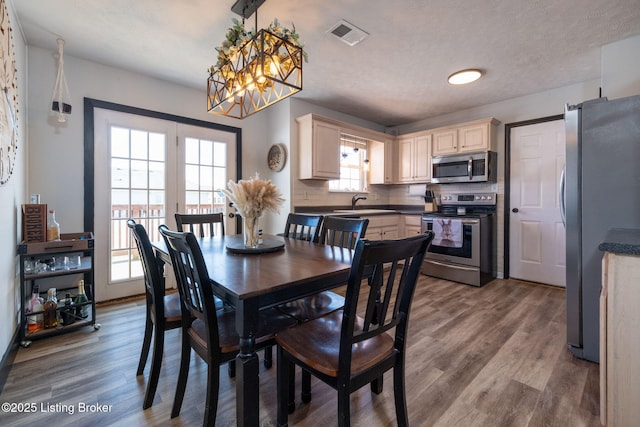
[512,208,519,213]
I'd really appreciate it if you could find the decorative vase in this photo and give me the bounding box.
[243,215,259,248]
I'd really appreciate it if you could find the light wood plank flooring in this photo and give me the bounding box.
[0,276,600,426]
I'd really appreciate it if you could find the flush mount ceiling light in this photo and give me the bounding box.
[207,0,305,119]
[447,69,482,85]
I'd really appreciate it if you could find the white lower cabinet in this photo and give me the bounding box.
[601,250,640,426]
[403,215,422,238]
[363,215,399,240]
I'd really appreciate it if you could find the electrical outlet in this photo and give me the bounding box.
[304,191,309,200]
[374,192,379,200]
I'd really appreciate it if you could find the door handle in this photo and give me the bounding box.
[467,157,473,180]
[559,166,566,227]
[512,208,519,213]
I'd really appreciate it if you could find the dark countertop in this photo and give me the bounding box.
[599,228,640,255]
[295,205,425,216]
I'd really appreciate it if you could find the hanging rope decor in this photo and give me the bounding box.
[50,38,72,122]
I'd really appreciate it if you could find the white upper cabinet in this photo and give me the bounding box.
[369,139,394,184]
[397,133,431,183]
[432,118,499,157]
[297,115,341,180]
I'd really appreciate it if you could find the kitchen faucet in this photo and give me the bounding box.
[351,194,367,209]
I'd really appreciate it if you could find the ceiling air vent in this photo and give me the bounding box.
[327,20,369,46]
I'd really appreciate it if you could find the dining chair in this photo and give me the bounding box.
[278,216,368,323]
[283,213,323,241]
[276,232,434,427]
[174,212,225,237]
[175,211,275,372]
[128,219,182,410]
[278,215,367,405]
[158,225,297,426]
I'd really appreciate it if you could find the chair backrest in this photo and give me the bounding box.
[158,225,220,349]
[318,217,369,249]
[338,232,434,376]
[175,213,225,238]
[128,219,165,320]
[283,213,323,242]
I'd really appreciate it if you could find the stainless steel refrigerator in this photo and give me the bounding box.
[563,95,640,363]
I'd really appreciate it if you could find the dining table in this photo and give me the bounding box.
[152,233,354,426]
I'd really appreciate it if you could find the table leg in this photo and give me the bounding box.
[236,338,259,426]
[235,301,260,427]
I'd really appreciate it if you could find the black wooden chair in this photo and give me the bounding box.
[276,232,434,426]
[158,225,296,426]
[282,213,323,241]
[128,219,182,409]
[278,216,370,405]
[175,212,225,237]
[175,211,275,371]
[277,215,364,323]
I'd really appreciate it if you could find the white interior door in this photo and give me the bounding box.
[509,120,566,287]
[93,109,238,302]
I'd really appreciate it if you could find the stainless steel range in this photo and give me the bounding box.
[421,192,496,287]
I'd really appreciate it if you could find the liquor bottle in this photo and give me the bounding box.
[47,210,61,241]
[74,280,89,319]
[43,288,58,328]
[27,285,44,333]
[61,292,75,325]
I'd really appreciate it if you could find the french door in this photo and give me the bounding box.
[93,108,237,301]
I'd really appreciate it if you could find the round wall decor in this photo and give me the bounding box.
[0,0,19,186]
[267,143,286,172]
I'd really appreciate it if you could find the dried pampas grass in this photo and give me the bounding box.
[222,174,285,218]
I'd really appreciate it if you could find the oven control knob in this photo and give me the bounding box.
[476,196,480,200]
[481,196,486,200]
[512,208,519,213]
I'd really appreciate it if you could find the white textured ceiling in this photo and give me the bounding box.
[12,0,640,126]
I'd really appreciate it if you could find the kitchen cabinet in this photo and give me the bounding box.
[397,134,431,183]
[432,118,499,156]
[403,215,423,238]
[364,215,400,240]
[18,232,99,347]
[369,139,394,184]
[297,114,341,180]
[600,243,640,427]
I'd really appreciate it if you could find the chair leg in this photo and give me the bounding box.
[393,359,409,427]
[277,346,291,426]
[264,345,273,369]
[228,359,236,378]
[288,364,296,413]
[301,370,312,403]
[137,315,153,375]
[370,374,383,395]
[142,326,163,409]
[171,338,191,418]
[203,360,220,427]
[337,385,351,427]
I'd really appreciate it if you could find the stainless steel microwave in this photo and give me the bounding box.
[431,151,497,184]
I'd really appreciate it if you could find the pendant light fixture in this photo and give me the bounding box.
[207,0,305,119]
[50,38,72,122]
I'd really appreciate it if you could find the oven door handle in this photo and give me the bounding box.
[422,218,479,225]
[425,259,478,272]
[467,157,473,180]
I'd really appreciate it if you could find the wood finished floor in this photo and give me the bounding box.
[0,276,601,426]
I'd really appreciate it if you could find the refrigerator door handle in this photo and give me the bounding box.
[559,165,566,227]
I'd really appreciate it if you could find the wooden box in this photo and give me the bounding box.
[22,204,47,243]
[18,232,95,255]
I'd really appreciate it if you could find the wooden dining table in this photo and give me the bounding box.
[152,234,354,426]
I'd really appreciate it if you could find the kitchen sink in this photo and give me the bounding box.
[332,209,397,215]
